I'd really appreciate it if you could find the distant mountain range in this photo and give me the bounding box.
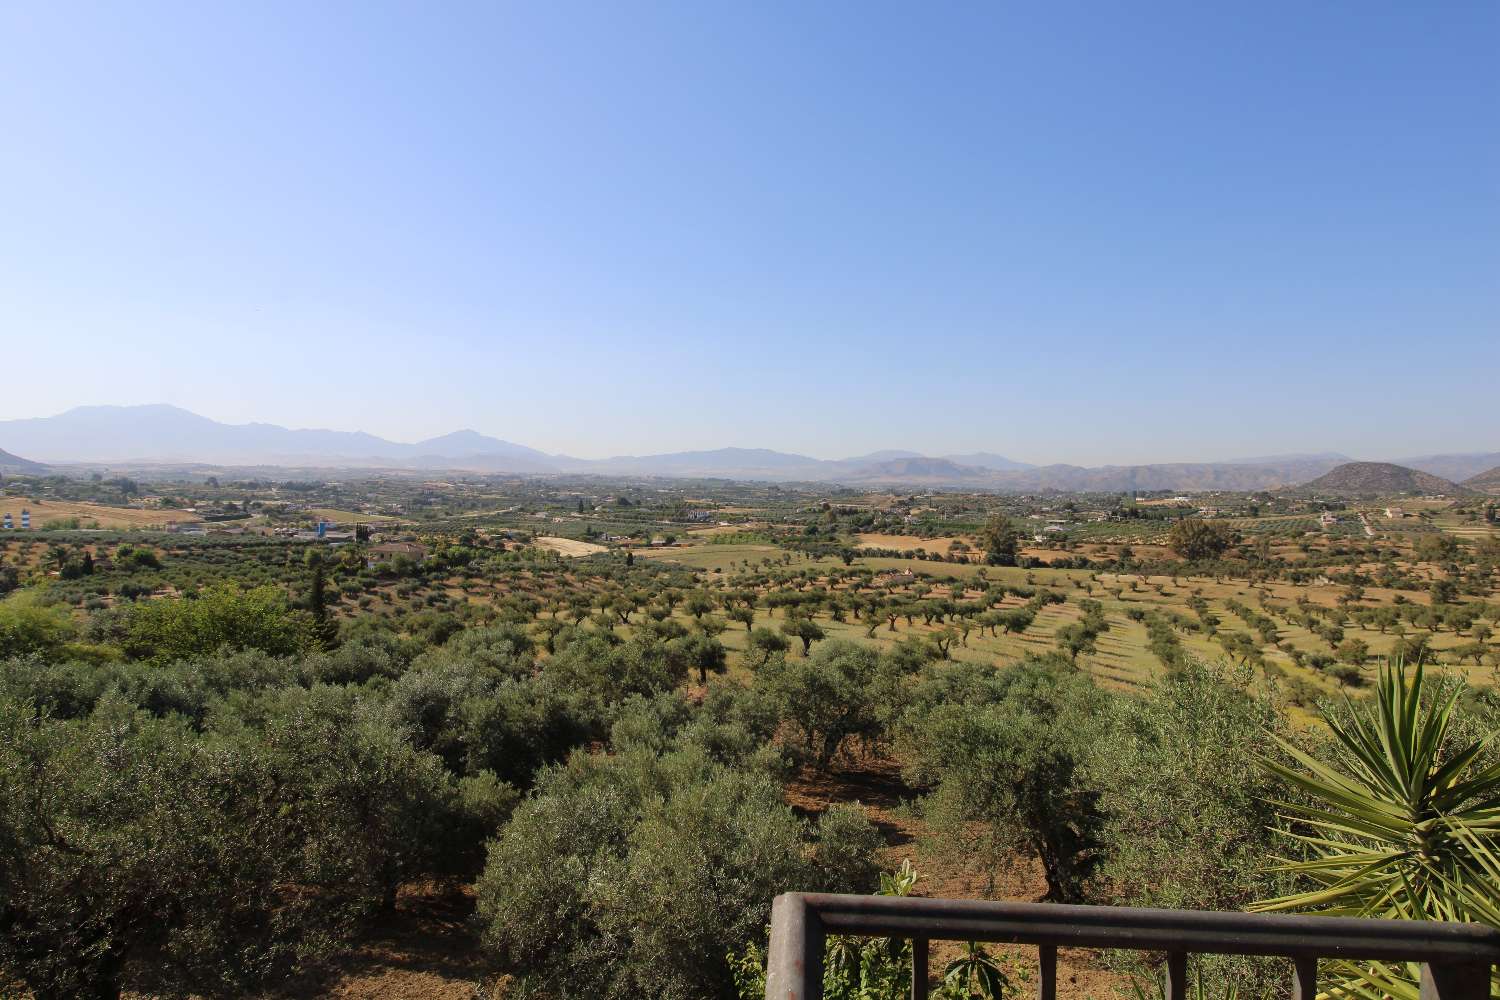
[1396,452,1500,484]
[0,405,1493,493]
[0,405,558,472]
[0,405,1036,482]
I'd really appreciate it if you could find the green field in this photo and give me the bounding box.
[634,537,1498,717]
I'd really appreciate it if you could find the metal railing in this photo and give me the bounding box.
[765,894,1500,1000]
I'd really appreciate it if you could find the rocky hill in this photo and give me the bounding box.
[1301,462,1461,495]
[1462,466,1500,494]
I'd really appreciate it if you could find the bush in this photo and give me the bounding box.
[0,593,75,659]
[1091,660,1290,996]
[0,690,451,998]
[900,657,1106,901]
[755,641,897,766]
[476,743,878,1000]
[1167,518,1235,561]
[123,584,314,662]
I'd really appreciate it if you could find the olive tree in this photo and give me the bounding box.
[899,657,1106,901]
[476,744,879,1000]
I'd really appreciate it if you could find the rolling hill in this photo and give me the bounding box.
[1392,452,1500,483]
[1300,462,1462,495]
[984,457,1348,492]
[1462,466,1500,494]
[0,447,46,473]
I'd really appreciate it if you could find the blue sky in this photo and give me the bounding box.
[1,1,1495,464]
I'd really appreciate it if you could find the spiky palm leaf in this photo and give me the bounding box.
[1252,660,1500,998]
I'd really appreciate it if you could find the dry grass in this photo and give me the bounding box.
[857,532,974,555]
[685,523,748,537]
[636,543,794,571]
[533,536,608,558]
[783,753,1128,1000]
[0,498,199,529]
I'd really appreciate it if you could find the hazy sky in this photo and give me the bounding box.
[1,2,1495,464]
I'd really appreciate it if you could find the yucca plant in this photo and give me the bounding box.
[1252,659,1500,999]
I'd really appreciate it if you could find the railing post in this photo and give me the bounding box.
[766,894,824,1000]
[760,893,1500,1000]
[1164,952,1187,1000]
[1038,944,1057,1000]
[1292,957,1317,1000]
[1419,962,1489,1000]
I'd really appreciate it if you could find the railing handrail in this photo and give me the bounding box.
[765,893,1500,1000]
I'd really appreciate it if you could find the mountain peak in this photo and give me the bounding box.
[60,402,213,421]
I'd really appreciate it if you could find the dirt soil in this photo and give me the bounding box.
[114,757,1126,1000]
[287,882,491,999]
[785,751,1128,1000]
[857,533,974,556]
[0,498,201,529]
[123,881,493,1000]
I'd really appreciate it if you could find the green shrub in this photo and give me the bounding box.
[123,584,314,662]
[476,744,878,1000]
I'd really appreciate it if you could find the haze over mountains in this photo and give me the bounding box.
[2,405,1497,493]
[0,405,557,471]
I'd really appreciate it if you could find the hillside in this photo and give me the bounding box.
[983,457,1347,492]
[0,447,46,473]
[844,457,987,483]
[1462,466,1500,494]
[941,451,1034,471]
[1395,452,1500,483]
[1301,461,1461,495]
